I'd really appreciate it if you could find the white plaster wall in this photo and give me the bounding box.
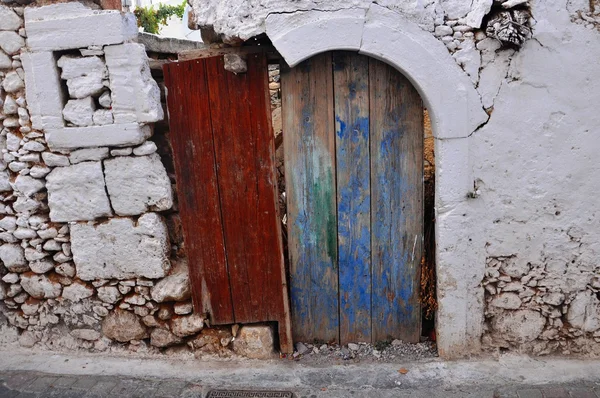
[188,0,600,357]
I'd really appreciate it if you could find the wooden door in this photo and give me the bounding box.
[282,51,423,344]
[163,53,292,353]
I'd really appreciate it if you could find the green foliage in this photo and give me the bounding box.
[134,1,186,35]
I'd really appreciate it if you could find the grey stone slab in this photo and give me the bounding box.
[517,390,543,398]
[84,380,118,397]
[69,377,99,390]
[153,380,188,398]
[26,376,59,393]
[51,377,78,389]
[0,384,19,398]
[109,379,143,396]
[3,372,40,390]
[568,387,598,398]
[543,387,569,398]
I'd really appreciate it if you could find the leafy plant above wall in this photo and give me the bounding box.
[133,1,186,35]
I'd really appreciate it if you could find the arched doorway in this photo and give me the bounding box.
[282,51,423,344]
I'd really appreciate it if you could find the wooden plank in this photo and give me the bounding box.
[333,52,372,344]
[282,52,339,343]
[179,46,279,61]
[369,58,424,343]
[245,53,293,353]
[162,59,235,324]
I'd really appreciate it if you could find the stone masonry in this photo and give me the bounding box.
[0,1,274,360]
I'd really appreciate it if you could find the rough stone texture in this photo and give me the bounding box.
[45,123,151,151]
[24,2,138,52]
[63,97,96,127]
[22,52,66,130]
[0,31,24,55]
[46,161,112,222]
[150,272,190,303]
[62,281,94,302]
[69,147,109,164]
[71,213,170,280]
[104,43,164,124]
[0,244,27,273]
[20,273,62,299]
[491,310,546,344]
[0,6,22,31]
[57,55,106,81]
[150,328,182,348]
[104,154,173,216]
[170,314,204,337]
[70,329,101,341]
[101,310,148,342]
[232,325,275,359]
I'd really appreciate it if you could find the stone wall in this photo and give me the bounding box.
[188,0,600,357]
[0,1,274,359]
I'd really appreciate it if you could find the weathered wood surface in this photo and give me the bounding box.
[282,52,339,343]
[163,60,234,324]
[333,52,372,344]
[179,45,279,62]
[370,58,424,343]
[164,55,292,352]
[283,51,423,343]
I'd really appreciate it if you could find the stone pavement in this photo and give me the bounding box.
[1,351,600,398]
[1,371,600,398]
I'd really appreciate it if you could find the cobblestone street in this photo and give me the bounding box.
[1,370,600,398]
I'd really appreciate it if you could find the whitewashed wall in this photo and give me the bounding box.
[189,0,600,357]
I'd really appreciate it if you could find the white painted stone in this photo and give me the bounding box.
[65,73,106,99]
[104,154,173,216]
[567,292,600,333]
[20,273,62,299]
[0,6,22,31]
[98,91,112,109]
[97,285,121,304]
[45,123,151,151]
[490,293,522,309]
[0,216,17,232]
[45,161,112,222]
[12,175,44,197]
[150,272,190,303]
[0,50,11,69]
[55,262,75,278]
[56,55,106,80]
[92,109,114,126]
[6,133,20,151]
[29,259,53,274]
[63,97,96,126]
[465,0,493,28]
[25,248,47,262]
[110,148,132,156]
[452,38,481,85]
[21,52,65,130]
[29,165,50,179]
[3,95,17,115]
[62,281,94,302]
[37,228,57,240]
[24,3,138,52]
[69,147,109,164]
[132,141,157,156]
[104,43,164,124]
[13,227,36,239]
[41,152,69,167]
[71,213,170,281]
[0,31,24,55]
[0,171,10,192]
[2,71,24,92]
[266,9,366,67]
[42,240,61,251]
[441,0,472,19]
[22,141,45,152]
[0,243,27,272]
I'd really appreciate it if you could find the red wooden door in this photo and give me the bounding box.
[163,53,292,353]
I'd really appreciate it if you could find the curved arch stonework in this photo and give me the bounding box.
[266,4,489,358]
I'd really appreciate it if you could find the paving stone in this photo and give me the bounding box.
[84,380,118,397]
[26,376,59,393]
[109,379,143,396]
[2,372,40,390]
[517,390,543,398]
[568,387,598,398]
[543,387,569,398]
[153,380,188,397]
[52,377,78,389]
[69,376,99,390]
[0,384,19,398]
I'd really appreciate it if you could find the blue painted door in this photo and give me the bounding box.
[282,51,423,344]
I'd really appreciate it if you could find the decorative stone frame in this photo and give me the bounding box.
[265,4,489,358]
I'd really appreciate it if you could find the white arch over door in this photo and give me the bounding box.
[266,4,489,358]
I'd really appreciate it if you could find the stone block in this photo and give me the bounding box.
[69,147,109,164]
[0,31,25,55]
[104,154,173,216]
[0,6,23,31]
[0,243,27,273]
[46,161,112,222]
[57,55,107,80]
[20,273,62,299]
[66,73,106,99]
[22,52,66,130]
[102,309,148,342]
[491,310,545,343]
[71,212,171,280]
[63,97,96,127]
[150,272,190,303]
[105,43,164,124]
[45,123,151,151]
[232,325,276,359]
[24,3,137,52]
